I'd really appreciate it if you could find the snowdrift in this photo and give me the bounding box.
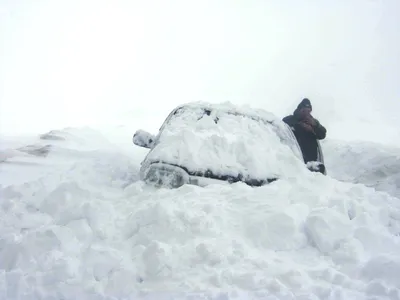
[323,139,400,199]
[1,127,400,299]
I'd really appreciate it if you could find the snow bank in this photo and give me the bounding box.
[145,101,306,181]
[1,126,400,299]
[323,139,400,199]
[0,127,141,187]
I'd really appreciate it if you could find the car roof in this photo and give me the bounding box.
[171,101,280,125]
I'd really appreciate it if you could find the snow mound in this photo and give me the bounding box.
[1,126,400,299]
[323,139,400,199]
[0,127,140,187]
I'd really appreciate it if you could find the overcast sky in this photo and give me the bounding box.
[1,0,399,143]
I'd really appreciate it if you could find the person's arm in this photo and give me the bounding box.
[282,115,296,127]
[313,119,327,140]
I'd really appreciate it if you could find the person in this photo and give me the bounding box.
[283,98,327,172]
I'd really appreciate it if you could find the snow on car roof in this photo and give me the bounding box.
[175,100,280,122]
[146,101,308,181]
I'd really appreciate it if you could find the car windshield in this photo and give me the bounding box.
[147,105,306,180]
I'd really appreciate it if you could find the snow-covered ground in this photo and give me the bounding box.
[1,118,400,299]
[323,139,400,200]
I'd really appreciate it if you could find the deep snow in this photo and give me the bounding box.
[1,118,400,299]
[323,139,400,200]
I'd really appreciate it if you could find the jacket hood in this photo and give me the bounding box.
[294,98,312,115]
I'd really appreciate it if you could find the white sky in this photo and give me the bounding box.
[1,0,399,144]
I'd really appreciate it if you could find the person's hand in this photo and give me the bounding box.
[304,115,316,126]
[299,121,315,133]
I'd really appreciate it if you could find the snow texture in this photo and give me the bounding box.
[1,118,400,299]
[323,139,400,199]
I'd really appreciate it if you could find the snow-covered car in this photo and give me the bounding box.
[132,102,326,188]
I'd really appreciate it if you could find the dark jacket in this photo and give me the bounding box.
[282,112,326,163]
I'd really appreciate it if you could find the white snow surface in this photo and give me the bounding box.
[144,102,305,180]
[1,124,400,299]
[323,139,400,199]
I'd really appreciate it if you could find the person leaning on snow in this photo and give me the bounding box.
[282,98,327,172]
